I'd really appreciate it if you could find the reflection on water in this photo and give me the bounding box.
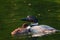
[31,37,39,40]
[27,37,39,40]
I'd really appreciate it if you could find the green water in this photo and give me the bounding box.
[0,0,60,40]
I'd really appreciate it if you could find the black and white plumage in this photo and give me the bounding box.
[11,25,60,37]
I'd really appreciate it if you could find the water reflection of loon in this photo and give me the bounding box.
[28,37,39,40]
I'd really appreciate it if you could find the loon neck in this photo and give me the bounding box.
[31,23,38,26]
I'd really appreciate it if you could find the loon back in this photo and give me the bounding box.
[11,25,59,37]
[30,25,57,37]
[30,25,56,31]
